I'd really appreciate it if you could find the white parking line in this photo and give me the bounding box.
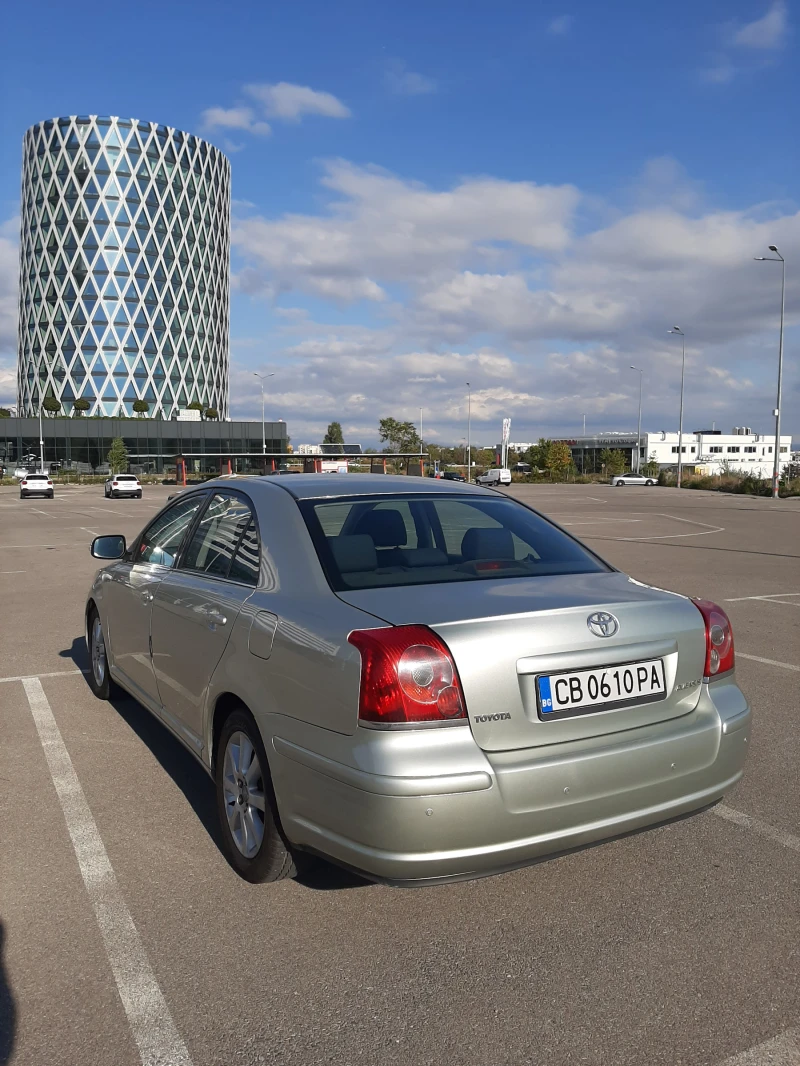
[718,1027,800,1065]
[581,513,726,542]
[0,570,26,574]
[31,508,57,518]
[712,804,800,853]
[737,653,799,672]
[0,668,87,684]
[21,676,193,1066]
[726,592,800,602]
[81,527,100,536]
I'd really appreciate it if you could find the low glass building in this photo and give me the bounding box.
[0,418,287,476]
[17,116,230,419]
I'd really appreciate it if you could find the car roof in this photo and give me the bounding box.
[207,473,497,501]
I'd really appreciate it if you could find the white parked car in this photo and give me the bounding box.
[20,472,54,499]
[104,473,142,499]
[476,468,512,487]
[611,472,657,487]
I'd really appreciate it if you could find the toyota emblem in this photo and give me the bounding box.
[587,611,619,638]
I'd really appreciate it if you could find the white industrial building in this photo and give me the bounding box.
[642,428,793,478]
[503,429,794,478]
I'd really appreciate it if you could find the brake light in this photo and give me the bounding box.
[693,599,735,678]
[348,625,467,726]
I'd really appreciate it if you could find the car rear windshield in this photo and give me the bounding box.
[299,493,609,591]
[115,474,137,480]
[27,474,47,480]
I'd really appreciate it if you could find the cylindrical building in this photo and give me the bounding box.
[17,116,230,419]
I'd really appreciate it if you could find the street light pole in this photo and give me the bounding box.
[668,328,686,488]
[754,246,786,499]
[630,366,643,473]
[253,372,274,455]
[466,382,471,482]
[38,397,44,473]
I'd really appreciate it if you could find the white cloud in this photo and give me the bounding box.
[232,159,578,302]
[227,152,799,444]
[548,15,574,35]
[732,0,788,48]
[384,60,437,96]
[244,82,351,121]
[200,106,271,136]
[702,2,789,82]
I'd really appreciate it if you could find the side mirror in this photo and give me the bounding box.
[91,534,126,560]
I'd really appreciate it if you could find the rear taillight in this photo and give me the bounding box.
[693,599,735,678]
[348,625,467,726]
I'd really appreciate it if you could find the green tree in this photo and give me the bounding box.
[132,399,150,418]
[600,448,626,476]
[72,398,91,417]
[186,401,205,418]
[42,396,61,417]
[107,437,129,474]
[323,421,345,444]
[642,453,660,478]
[545,440,573,480]
[523,438,551,471]
[0,407,11,418]
[204,407,218,420]
[378,417,420,453]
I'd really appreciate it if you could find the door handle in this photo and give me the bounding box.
[141,591,154,604]
[207,607,228,627]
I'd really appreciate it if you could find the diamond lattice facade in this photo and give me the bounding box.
[17,116,230,418]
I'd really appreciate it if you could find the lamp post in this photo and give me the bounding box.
[754,246,786,499]
[253,372,274,455]
[419,407,423,456]
[630,366,643,473]
[667,328,686,488]
[38,397,44,473]
[466,382,471,482]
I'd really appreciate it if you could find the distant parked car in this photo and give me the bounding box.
[441,471,466,482]
[20,472,54,499]
[512,462,532,474]
[105,474,142,499]
[611,472,657,487]
[476,468,512,487]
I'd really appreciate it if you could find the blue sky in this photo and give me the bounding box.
[1,0,797,446]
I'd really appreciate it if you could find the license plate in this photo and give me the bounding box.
[537,658,666,721]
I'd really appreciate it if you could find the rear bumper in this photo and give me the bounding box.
[270,679,750,884]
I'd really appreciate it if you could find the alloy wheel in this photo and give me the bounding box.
[222,731,267,858]
[91,616,106,687]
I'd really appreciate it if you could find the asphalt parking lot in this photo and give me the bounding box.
[1,479,798,1066]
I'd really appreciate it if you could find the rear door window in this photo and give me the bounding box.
[180,493,256,581]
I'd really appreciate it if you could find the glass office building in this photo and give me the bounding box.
[17,116,230,419]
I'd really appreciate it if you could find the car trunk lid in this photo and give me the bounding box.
[338,572,706,751]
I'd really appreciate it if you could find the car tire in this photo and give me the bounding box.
[215,707,296,884]
[646,479,655,486]
[86,607,120,701]
[136,491,142,498]
[616,481,625,487]
[48,491,54,499]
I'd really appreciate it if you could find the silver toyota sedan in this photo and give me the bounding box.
[85,475,750,885]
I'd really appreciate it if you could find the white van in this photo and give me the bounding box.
[476,467,512,487]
